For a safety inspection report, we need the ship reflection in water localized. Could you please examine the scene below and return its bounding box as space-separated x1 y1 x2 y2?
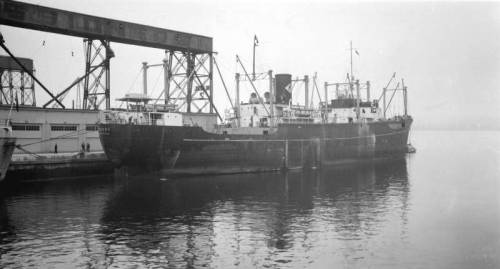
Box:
102 159 410 268
0 159 411 268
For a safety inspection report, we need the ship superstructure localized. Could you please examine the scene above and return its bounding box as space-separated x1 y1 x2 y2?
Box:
98 47 412 172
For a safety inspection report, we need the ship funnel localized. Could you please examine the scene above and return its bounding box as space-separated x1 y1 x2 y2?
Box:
275 74 292 104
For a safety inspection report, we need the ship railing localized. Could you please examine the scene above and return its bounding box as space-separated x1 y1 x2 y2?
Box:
0 118 13 127
275 117 318 125
102 117 164 126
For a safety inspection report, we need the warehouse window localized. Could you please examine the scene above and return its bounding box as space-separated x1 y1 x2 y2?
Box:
51 125 77 131
12 124 40 131
86 125 98 131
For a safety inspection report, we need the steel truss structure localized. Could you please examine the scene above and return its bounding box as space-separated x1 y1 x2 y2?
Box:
0 67 36 106
83 39 112 110
42 39 114 110
152 50 214 114
1 0 213 111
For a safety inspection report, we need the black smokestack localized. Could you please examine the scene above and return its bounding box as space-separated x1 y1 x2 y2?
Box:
275 74 292 104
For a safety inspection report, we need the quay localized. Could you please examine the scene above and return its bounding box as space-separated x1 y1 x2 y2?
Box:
6 151 112 181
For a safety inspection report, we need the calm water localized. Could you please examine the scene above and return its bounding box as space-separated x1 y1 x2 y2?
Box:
0 131 499 268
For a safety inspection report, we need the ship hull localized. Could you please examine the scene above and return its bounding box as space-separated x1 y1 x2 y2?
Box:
98 118 412 173
0 137 16 181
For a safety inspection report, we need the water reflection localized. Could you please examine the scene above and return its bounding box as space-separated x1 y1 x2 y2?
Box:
99 159 409 268
0 177 117 268
0 159 410 268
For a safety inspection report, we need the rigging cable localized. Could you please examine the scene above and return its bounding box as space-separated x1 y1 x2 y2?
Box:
148 67 163 100
118 67 143 109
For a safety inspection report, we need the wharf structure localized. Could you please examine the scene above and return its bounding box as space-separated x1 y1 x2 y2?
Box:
0 0 213 180
0 55 102 154
0 105 101 154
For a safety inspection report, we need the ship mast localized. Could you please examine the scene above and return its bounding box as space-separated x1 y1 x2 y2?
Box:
253 35 258 81
349 41 361 120
350 40 355 81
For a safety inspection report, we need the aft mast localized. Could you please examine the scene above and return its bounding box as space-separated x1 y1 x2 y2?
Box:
349 41 360 120
350 40 354 81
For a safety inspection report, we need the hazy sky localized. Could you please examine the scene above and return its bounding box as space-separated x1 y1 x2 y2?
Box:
1 0 499 129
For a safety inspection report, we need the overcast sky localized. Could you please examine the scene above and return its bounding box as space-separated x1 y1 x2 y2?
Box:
1 0 499 129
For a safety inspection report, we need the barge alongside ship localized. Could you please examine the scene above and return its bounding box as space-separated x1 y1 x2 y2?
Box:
99 62 413 173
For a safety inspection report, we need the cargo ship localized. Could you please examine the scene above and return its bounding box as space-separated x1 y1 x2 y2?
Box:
98 63 412 173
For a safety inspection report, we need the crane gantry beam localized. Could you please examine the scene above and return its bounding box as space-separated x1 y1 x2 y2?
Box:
0 0 212 53
0 0 214 111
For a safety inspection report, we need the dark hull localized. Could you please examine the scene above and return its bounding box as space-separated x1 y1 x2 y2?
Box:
98 118 412 173
0 137 16 181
